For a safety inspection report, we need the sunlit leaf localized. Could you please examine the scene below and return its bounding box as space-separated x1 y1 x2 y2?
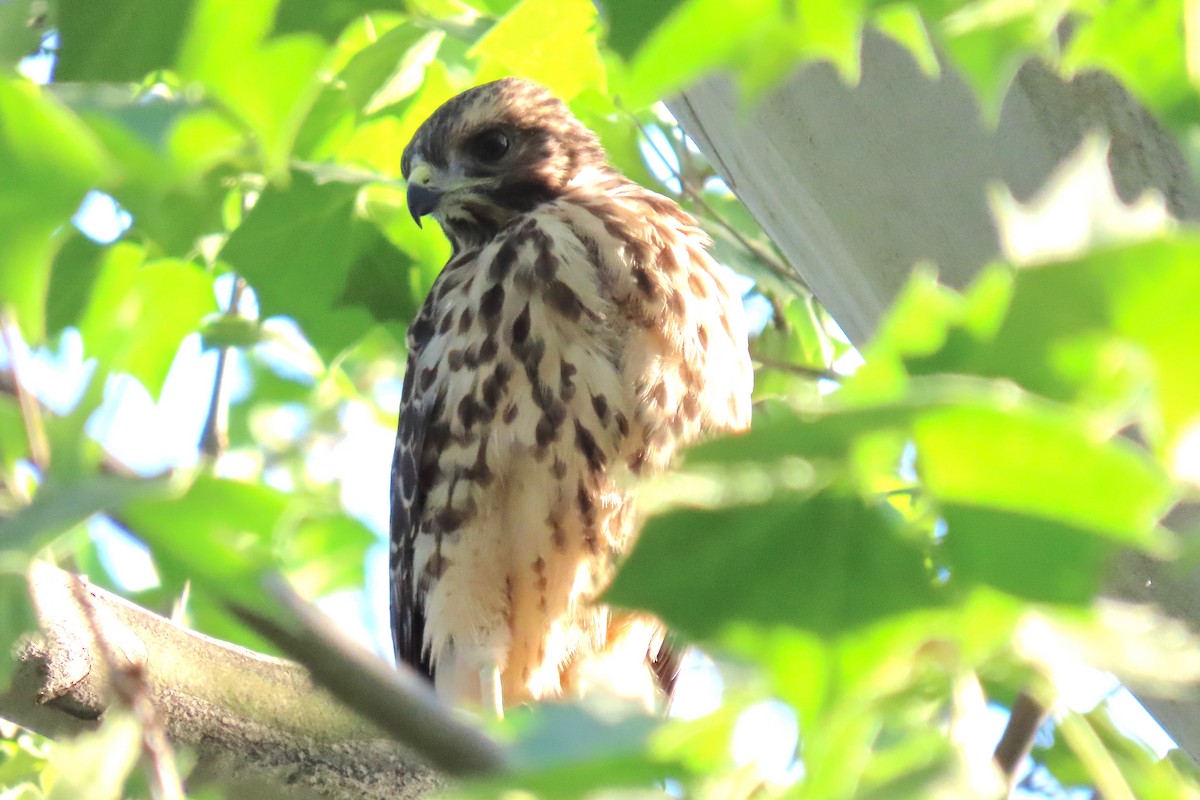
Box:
283 512 376 596
609 491 944 640
120 475 284 609
451 704 680 798
0 474 171 555
220 171 377 362
914 403 1169 543
53 0 193 81
272 0 394 41
177 1 329 176
899 238 1200 458
45 232 104 337
44 711 140 800
1065 0 1200 130
470 0 607 101
77 245 218 398
0 78 112 342
0 570 37 689
601 0 683 60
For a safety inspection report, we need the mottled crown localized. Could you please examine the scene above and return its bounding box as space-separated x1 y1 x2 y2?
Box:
401 78 613 205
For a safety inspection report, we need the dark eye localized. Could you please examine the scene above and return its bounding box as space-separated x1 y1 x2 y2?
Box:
466 128 510 162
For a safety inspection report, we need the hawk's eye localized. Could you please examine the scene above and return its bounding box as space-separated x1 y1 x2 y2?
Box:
466 128 510 163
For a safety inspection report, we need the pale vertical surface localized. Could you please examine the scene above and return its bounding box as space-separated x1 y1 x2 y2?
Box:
669 32 1200 761
669 32 1200 344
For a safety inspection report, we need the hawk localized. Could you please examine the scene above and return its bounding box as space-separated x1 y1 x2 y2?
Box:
390 78 752 713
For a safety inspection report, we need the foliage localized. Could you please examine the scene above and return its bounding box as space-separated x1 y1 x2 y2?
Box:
0 0 1198 798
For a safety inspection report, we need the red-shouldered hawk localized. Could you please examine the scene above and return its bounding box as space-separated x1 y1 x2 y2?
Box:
390 78 752 714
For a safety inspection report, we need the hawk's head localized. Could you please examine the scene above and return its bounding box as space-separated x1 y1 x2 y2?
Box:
401 78 612 249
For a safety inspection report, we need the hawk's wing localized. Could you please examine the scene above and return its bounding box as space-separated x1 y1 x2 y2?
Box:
390 341 437 680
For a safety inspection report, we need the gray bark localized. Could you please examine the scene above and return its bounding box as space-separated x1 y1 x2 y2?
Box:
670 31 1200 761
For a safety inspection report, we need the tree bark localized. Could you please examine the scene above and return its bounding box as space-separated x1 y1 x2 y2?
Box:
669 31 1200 763
0 562 444 800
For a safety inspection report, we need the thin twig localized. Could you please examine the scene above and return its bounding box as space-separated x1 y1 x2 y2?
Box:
627 114 811 294
751 354 842 382
0 311 49 470
69 576 185 800
199 277 245 458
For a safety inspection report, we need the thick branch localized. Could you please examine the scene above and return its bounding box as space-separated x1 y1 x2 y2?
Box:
0 563 444 800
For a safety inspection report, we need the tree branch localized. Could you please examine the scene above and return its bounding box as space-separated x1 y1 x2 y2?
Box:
993 691 1050 790
1 563 445 800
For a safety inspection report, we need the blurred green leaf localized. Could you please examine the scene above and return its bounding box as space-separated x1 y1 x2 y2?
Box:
272 0 393 40
941 506 1113 603
44 232 104 338
120 475 283 609
898 238 1200 458
601 0 682 60
177 2 328 176
0 571 37 689
614 0 777 109
0 474 170 555
220 171 380 362
44 710 140 800
53 0 193 81
452 705 679 799
609 491 943 640
78 245 218 398
339 221 423 329
470 0 606 100
1065 0 1200 130
0 78 112 342
283 512 375 596
0 398 28 473
914 403 1169 544
200 315 266 349
0 0 41 67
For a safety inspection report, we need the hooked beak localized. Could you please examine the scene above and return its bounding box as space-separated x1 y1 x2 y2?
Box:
406 162 441 228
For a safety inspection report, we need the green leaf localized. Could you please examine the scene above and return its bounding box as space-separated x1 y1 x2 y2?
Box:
119 475 285 608
608 491 944 640
0 474 171 555
452 705 678 799
295 21 442 158
45 232 104 337
272 0 395 40
615 0 777 109
0 569 38 689
601 0 683 60
752 294 831 402
0 0 41 67
53 0 193 81
936 2 1065 123
45 711 141 800
0 397 28 472
200 315 266 349
898 237 1200 458
77 244 218 398
1065 0 1200 130
913 403 1169 544
283 512 376 596
177 2 329 176
941 505 1113 603
220 171 379 362
0 78 112 342
339 220 423 328
470 0 607 101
